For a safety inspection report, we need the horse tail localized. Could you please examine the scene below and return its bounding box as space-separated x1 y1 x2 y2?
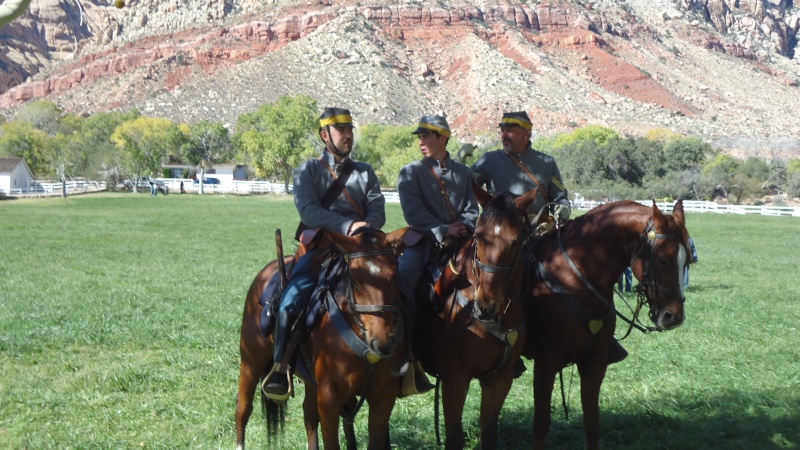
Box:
260 373 286 446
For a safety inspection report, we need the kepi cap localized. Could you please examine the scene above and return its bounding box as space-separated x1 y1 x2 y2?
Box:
319 107 355 128
499 111 533 130
411 115 451 138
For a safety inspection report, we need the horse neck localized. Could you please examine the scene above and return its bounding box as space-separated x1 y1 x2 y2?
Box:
556 206 650 294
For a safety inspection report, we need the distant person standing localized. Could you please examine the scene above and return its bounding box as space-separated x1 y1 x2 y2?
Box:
617 267 633 293
685 237 698 287
180 181 186 194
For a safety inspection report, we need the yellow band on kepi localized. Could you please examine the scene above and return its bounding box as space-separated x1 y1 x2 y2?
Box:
417 122 452 138
320 114 353 127
500 117 533 130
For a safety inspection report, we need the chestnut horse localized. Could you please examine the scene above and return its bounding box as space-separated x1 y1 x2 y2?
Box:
417 186 539 449
235 227 408 450
523 200 690 450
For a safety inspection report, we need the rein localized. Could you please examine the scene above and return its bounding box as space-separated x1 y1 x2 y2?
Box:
549 217 686 335
456 209 526 379
323 246 400 421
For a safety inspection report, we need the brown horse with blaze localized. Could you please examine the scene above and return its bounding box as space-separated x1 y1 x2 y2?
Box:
416 185 540 449
236 227 408 450
524 200 689 450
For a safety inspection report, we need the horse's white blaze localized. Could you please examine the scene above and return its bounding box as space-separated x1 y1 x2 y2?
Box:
494 224 502 235
365 260 381 275
677 244 688 295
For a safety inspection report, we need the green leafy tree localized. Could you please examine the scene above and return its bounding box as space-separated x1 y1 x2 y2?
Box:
82 110 142 189
356 124 419 187
0 120 51 176
727 173 764 204
554 139 607 187
551 125 619 150
787 159 800 197
16 100 62 136
663 136 712 172
179 120 232 194
630 136 667 179
235 95 318 191
111 116 175 193
603 136 646 185
700 154 739 200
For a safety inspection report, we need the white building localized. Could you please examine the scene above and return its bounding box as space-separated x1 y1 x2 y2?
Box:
206 164 248 183
0 157 33 194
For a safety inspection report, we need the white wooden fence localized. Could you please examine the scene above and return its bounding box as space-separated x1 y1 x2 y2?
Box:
3 180 107 197
574 199 800 217
5 179 797 218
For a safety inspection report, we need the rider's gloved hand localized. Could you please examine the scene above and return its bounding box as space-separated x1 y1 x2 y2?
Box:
554 204 571 222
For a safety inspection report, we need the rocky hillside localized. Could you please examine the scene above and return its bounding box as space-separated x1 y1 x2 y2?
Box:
1 0 798 157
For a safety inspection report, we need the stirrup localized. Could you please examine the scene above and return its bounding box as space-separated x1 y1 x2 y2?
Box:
262 364 293 402
400 362 434 397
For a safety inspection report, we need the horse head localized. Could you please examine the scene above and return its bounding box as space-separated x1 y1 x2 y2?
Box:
327 227 407 357
630 200 689 331
470 184 539 320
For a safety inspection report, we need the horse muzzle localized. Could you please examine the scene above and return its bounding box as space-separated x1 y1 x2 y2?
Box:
652 306 685 331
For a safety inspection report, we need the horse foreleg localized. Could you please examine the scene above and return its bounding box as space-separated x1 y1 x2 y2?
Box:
318 382 344 450
441 375 470 450
577 359 608 450
478 370 514 449
303 384 320 450
236 340 272 450
343 397 358 450
532 360 557 450
366 386 398 450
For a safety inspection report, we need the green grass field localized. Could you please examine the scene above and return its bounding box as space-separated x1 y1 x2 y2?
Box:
1 193 798 449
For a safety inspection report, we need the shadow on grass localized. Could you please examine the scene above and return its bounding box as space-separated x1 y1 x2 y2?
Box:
388 389 799 449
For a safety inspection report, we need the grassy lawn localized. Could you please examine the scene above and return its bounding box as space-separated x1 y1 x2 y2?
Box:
0 193 798 449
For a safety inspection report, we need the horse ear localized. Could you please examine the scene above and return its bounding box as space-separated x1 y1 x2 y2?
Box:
651 200 666 224
472 179 492 209
385 226 409 251
326 230 358 255
514 186 540 214
671 199 685 227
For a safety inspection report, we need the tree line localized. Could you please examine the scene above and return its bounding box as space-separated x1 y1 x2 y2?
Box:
2 96 799 203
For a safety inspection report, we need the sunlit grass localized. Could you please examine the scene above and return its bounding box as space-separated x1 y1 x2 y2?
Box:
0 195 797 449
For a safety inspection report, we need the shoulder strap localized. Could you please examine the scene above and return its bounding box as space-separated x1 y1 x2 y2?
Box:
295 157 359 240
424 160 457 222
318 158 364 218
505 151 541 186
505 151 550 204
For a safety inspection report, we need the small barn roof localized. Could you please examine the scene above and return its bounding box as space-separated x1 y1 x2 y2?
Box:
0 157 24 174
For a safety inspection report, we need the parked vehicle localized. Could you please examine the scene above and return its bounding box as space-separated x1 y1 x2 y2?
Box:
193 177 221 185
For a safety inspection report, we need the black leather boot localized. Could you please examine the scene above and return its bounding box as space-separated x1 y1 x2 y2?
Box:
513 358 527 379
608 339 629 365
263 311 292 396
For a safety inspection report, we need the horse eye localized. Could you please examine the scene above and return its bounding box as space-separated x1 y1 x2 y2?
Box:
657 257 668 266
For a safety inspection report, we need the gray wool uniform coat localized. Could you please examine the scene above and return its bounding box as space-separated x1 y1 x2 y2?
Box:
472 143 570 214
397 154 479 245
293 150 386 235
